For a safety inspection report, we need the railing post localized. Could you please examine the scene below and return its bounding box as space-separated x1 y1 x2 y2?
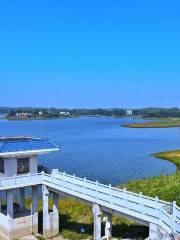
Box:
109 184 113 207
139 192 144 214
72 174 75 192
28 172 31 182
83 177 86 195
172 201 177 232
155 196 160 219
41 171 44 183
13 174 16 185
96 181 98 203
62 172 65 187
123 188 128 209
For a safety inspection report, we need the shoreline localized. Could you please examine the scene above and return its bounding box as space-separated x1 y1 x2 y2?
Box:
152 150 180 171
122 149 180 206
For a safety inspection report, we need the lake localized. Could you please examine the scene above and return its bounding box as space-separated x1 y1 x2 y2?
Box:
0 117 179 185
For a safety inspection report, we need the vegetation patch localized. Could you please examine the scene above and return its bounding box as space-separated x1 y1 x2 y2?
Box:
122 149 180 205
122 118 180 128
152 150 180 170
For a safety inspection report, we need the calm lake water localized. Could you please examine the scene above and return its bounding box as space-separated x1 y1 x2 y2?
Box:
0 117 179 185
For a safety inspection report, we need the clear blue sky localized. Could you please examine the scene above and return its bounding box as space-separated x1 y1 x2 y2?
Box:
0 0 180 108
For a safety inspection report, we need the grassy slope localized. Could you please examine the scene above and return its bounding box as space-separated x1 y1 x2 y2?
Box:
123 150 180 205
122 118 180 128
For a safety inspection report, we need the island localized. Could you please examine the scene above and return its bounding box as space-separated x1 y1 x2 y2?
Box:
122 118 180 128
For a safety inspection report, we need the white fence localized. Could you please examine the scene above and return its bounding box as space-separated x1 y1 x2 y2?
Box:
0 170 180 236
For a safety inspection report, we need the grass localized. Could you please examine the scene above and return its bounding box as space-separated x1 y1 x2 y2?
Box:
122 149 180 205
122 118 180 128
152 150 180 170
25 198 148 240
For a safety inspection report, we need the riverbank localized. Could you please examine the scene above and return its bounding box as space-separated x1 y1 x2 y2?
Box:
122 118 180 128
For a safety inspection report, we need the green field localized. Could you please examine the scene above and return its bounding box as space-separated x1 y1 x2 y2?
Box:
122 118 180 128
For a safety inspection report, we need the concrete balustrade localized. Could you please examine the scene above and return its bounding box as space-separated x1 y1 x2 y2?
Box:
0 170 180 239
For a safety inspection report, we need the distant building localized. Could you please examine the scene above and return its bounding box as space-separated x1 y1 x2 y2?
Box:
39 111 43 115
15 112 32 118
59 111 70 116
126 109 133 116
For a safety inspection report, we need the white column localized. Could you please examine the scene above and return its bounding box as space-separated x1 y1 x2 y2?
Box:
42 185 50 237
93 203 102 240
4 158 17 177
32 186 38 234
18 188 25 208
7 190 14 219
52 192 59 235
149 223 160 240
29 157 38 174
104 212 112 239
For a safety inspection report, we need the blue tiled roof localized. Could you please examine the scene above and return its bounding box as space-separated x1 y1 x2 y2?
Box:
0 137 59 155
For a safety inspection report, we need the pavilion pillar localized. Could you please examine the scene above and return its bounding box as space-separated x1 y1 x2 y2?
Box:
18 188 25 208
149 223 161 240
7 190 14 219
104 212 112 239
42 185 51 238
32 186 38 234
52 192 59 236
93 203 102 240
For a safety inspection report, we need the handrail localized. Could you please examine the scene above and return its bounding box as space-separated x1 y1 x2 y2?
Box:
0 170 179 236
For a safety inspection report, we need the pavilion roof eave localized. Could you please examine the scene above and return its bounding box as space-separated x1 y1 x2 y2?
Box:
0 148 59 158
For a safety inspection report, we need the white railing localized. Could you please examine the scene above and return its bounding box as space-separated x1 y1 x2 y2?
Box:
0 170 180 236
0 172 42 190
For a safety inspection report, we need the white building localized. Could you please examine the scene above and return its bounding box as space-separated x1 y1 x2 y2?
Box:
15 112 32 117
0 137 59 239
126 109 133 116
59 111 70 116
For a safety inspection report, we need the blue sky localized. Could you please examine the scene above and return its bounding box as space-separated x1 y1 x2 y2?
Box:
0 0 180 108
